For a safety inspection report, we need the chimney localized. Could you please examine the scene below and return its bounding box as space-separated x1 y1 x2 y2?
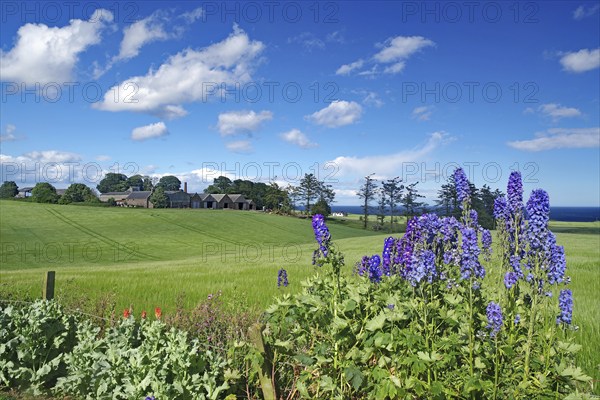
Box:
184 182 188 193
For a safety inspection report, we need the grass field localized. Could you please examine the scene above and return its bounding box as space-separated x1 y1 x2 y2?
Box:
1 200 599 387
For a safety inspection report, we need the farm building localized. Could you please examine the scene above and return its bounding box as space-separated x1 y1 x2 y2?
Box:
16 187 34 198
165 191 191 208
125 191 153 208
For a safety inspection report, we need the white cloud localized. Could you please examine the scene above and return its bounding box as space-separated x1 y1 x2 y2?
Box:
573 4 600 19
508 127 600 151
374 36 435 63
288 32 325 51
326 31 345 44
280 129 318 148
116 12 169 61
412 106 433 121
307 100 363 128
94 26 265 118
95 155 111 161
131 122 168 141
559 48 600 73
226 140 253 154
538 103 582 120
0 124 17 142
362 92 384 107
0 9 113 84
327 131 450 177
335 59 364 75
180 7 205 23
217 110 273 136
24 150 82 163
335 35 434 76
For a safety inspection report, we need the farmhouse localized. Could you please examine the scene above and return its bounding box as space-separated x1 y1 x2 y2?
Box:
16 187 34 198
98 185 256 210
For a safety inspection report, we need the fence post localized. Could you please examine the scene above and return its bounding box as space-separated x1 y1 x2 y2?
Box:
43 271 55 300
248 323 276 400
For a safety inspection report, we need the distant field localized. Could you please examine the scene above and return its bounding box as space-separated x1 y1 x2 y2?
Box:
1 201 598 384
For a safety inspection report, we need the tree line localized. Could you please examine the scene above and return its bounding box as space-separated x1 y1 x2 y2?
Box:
357 174 503 230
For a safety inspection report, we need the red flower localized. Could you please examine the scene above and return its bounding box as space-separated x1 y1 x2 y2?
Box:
154 307 162 319
141 311 147 319
123 309 130 318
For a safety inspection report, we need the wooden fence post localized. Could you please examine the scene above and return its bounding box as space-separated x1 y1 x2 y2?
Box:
248 323 276 400
43 271 55 300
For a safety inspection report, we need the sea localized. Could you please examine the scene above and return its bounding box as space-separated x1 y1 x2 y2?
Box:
328 206 600 222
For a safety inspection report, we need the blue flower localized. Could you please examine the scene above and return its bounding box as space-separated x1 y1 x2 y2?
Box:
387 304 395 310
546 233 566 285
277 269 288 287
356 255 369 276
382 237 395 276
493 196 509 220
312 214 331 257
507 171 523 213
526 189 550 251
557 289 573 325
486 302 503 337
481 228 492 258
514 314 521 325
145 396 156 400
460 227 484 280
453 168 470 208
504 271 518 289
368 255 382 283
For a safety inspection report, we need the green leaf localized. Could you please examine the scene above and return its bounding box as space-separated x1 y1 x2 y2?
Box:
365 312 387 332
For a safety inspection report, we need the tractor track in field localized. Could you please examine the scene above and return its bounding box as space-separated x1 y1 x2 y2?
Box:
46 208 159 261
235 212 313 240
150 213 246 246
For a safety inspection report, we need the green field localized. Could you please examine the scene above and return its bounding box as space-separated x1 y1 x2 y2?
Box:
1 200 599 385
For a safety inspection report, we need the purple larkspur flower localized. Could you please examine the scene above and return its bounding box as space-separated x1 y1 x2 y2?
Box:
514 314 521 325
312 214 331 259
507 171 523 213
546 233 566 285
382 237 395 276
526 189 550 251
481 228 492 258
277 269 288 287
510 254 524 278
460 227 484 280
557 289 573 325
493 196 509 220
504 271 518 289
368 255 382 283
486 302 503 337
387 304 395 310
356 255 370 276
454 168 470 208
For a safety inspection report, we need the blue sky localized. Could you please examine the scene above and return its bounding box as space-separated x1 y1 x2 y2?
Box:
1 1 599 206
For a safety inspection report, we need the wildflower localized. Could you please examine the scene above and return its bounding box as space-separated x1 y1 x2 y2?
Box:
312 214 331 257
145 396 156 400
481 228 492 259
493 196 509 220
514 314 521 325
460 227 484 280
123 309 130 318
277 268 288 287
382 237 395 276
356 255 370 276
557 289 573 325
155 307 162 320
368 255 382 284
407 249 436 286
547 233 566 285
141 311 147 319
387 304 395 310
486 302 503 337
526 189 550 251
504 271 518 289
510 254 524 277
453 168 470 208
507 171 523 213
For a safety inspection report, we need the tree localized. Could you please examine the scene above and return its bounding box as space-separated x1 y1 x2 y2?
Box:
31 182 58 203
0 181 18 198
382 177 404 232
402 182 425 217
264 182 290 210
96 173 128 194
357 174 377 229
376 188 387 227
296 173 321 214
205 176 233 193
150 187 168 208
156 175 181 191
59 183 98 204
141 176 153 191
312 198 331 217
